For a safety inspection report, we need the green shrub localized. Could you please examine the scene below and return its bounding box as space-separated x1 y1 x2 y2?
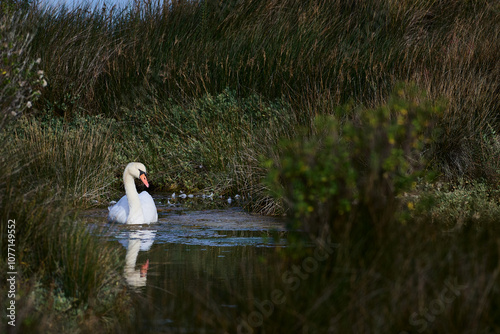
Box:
267 84 443 239
414 179 500 228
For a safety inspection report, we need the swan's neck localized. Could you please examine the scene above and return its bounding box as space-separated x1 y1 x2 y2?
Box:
125 239 141 271
124 239 145 286
124 173 144 223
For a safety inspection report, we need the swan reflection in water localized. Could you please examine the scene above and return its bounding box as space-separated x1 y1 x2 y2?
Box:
118 229 156 288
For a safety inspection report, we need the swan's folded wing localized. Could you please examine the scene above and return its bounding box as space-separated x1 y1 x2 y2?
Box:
139 191 158 223
108 195 129 224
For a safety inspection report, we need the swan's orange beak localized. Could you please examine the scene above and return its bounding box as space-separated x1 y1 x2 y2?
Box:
140 259 149 277
139 173 150 188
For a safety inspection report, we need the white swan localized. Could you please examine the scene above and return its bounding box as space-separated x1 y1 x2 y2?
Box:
108 162 158 224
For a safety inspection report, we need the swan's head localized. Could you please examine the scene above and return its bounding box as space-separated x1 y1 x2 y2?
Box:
124 162 150 188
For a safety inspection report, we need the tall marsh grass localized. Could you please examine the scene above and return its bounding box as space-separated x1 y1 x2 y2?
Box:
1 14 129 327
25 0 499 182
11 117 116 204
0 118 132 331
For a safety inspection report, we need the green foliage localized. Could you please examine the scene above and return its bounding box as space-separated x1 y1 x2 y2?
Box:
414 179 500 227
21 0 498 180
267 84 443 237
114 89 294 201
0 6 47 127
0 0 34 14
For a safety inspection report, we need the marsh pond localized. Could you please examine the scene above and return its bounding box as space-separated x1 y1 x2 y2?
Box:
83 194 288 332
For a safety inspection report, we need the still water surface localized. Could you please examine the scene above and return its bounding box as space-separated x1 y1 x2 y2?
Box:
84 196 287 332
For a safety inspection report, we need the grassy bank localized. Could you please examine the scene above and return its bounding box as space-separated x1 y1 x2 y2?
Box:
14 0 496 209
1 4 131 330
1 0 499 332
0 120 134 332
13 0 495 184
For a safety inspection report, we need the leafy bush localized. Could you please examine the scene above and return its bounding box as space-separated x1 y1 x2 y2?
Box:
267 84 443 239
414 179 500 228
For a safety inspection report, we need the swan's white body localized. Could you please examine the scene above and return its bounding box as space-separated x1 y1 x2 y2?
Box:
108 162 158 224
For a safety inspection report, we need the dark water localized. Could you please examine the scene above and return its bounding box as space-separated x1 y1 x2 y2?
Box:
83 197 287 332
